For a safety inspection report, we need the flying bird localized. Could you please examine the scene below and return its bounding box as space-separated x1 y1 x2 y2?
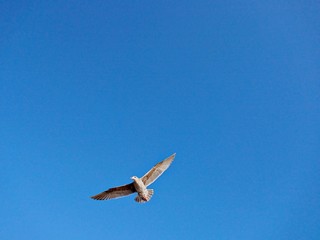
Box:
91 153 175 203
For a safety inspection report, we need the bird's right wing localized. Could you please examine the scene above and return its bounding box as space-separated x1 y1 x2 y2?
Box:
141 153 175 187
91 183 136 200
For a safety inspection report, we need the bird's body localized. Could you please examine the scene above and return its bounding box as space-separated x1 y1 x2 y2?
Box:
131 176 153 202
91 153 175 203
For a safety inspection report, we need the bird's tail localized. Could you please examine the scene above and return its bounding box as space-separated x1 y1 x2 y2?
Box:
134 189 154 203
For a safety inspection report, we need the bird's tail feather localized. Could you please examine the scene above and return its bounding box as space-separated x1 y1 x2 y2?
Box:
134 189 154 203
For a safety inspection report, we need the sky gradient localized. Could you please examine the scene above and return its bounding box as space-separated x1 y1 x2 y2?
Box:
1 1 319 239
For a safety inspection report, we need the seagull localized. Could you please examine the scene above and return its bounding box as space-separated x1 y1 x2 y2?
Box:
90 153 175 203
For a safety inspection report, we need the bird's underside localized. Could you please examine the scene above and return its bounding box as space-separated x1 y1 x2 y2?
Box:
91 153 175 203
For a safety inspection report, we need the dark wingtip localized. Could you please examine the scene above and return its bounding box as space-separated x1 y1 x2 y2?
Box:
90 195 100 200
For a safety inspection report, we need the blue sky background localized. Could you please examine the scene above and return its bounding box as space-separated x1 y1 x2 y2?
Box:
1 1 319 239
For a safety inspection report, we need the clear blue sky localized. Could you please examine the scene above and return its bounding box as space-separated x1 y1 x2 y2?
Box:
1 1 319 239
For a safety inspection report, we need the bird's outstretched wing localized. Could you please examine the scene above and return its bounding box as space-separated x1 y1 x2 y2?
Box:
91 183 136 200
142 153 175 187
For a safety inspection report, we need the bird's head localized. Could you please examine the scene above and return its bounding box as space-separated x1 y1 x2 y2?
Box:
131 176 138 181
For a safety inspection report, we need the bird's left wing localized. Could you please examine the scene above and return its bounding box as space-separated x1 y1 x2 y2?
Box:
141 153 175 187
91 183 136 200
